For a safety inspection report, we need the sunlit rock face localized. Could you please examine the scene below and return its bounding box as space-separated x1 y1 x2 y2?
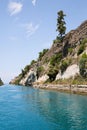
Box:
36 74 49 83
56 64 79 80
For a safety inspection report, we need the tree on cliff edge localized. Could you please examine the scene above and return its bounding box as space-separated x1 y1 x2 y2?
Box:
56 10 66 42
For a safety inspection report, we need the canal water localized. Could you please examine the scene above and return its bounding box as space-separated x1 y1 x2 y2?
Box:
0 85 87 130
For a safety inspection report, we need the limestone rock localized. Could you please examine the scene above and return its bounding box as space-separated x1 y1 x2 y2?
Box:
19 69 37 86
36 74 49 83
56 64 79 80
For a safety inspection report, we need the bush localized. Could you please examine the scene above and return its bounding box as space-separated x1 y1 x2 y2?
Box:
30 60 36 65
21 69 26 77
81 53 87 59
72 75 87 85
77 44 85 55
79 53 87 78
24 65 30 74
37 66 44 78
53 37 61 44
68 47 73 54
13 74 23 85
81 38 87 44
60 60 69 74
77 38 87 55
38 49 49 61
20 65 30 79
47 66 58 82
50 52 62 66
44 57 49 63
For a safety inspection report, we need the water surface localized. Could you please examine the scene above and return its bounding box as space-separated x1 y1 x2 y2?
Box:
0 85 87 130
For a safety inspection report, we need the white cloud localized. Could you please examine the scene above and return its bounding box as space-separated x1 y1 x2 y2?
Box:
23 22 39 37
32 0 37 6
8 2 23 16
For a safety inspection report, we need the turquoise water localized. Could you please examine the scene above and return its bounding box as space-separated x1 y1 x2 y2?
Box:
0 85 87 130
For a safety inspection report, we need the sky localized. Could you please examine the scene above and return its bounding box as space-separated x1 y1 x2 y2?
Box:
0 0 87 83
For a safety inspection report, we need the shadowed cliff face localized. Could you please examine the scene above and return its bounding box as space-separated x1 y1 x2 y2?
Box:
19 69 37 86
10 20 87 85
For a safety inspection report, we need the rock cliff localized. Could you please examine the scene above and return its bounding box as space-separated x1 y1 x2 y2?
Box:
0 78 4 86
10 20 87 85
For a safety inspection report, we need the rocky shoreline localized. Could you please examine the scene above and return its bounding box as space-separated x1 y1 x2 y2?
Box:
33 84 87 95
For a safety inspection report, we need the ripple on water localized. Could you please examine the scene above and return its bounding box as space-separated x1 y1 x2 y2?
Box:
0 85 87 130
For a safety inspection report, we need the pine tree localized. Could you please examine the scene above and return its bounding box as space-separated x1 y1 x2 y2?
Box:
56 10 66 42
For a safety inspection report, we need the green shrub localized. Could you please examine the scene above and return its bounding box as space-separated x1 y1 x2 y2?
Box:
47 66 58 82
77 44 85 55
81 38 87 44
81 53 87 58
14 74 23 85
30 60 36 65
50 52 62 66
21 69 26 77
14 79 20 85
37 66 44 78
24 65 30 74
77 38 87 55
54 75 87 85
79 53 87 78
53 37 61 44
72 75 87 85
38 49 49 61
68 47 73 54
60 60 69 74
20 65 30 79
44 57 49 63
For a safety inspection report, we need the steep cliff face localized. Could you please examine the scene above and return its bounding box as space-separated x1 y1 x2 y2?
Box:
10 20 87 85
64 20 87 45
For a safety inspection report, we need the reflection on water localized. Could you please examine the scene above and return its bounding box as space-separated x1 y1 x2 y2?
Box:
19 86 87 130
0 85 87 130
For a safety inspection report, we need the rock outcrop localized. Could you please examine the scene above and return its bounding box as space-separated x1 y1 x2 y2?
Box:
56 64 79 80
0 78 4 86
36 74 49 84
64 20 87 45
19 69 37 86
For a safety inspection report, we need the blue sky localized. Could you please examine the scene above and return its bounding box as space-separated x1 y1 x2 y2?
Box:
0 0 87 83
